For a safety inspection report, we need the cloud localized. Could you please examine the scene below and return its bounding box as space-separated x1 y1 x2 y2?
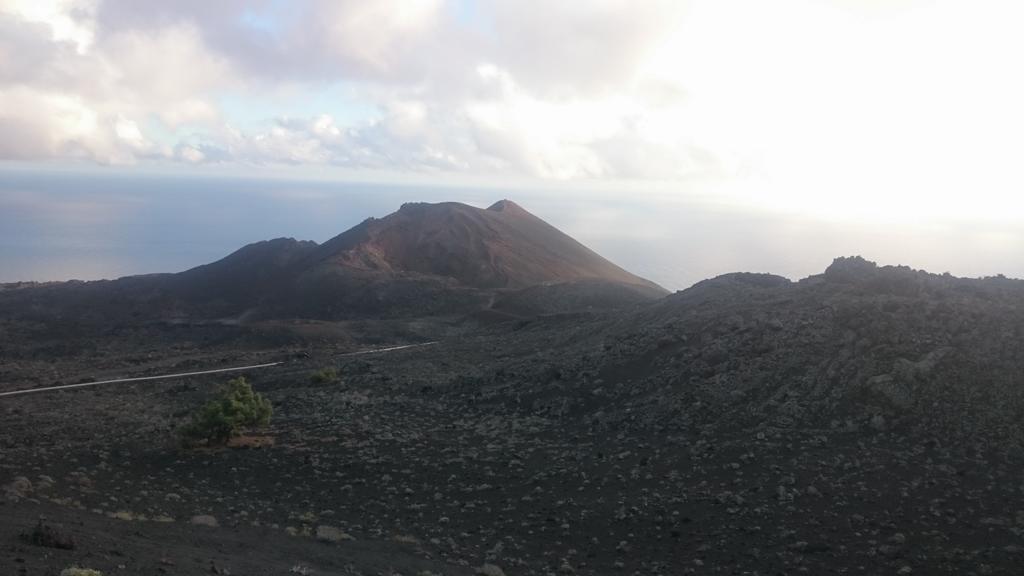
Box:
482 0 684 97
0 0 97 53
0 0 712 179
0 87 138 163
0 2 235 164
0 13 62 83
98 24 231 127
93 0 453 83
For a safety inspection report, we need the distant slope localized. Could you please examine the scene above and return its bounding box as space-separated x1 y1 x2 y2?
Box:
549 256 1024 444
168 238 319 315
490 279 666 318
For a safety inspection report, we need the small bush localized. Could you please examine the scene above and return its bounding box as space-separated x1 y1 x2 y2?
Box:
310 367 339 384
179 377 272 447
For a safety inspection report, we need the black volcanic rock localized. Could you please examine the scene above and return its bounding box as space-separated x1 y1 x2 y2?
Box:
823 255 879 282
491 278 664 317
577 258 1024 445
678 272 792 303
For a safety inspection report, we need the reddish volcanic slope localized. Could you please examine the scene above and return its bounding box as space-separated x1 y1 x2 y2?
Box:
310 200 667 293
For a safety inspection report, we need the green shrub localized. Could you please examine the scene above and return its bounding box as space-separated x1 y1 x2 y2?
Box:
310 367 339 384
179 377 272 447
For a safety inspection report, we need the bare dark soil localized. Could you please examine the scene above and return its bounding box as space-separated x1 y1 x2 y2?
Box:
1 499 473 576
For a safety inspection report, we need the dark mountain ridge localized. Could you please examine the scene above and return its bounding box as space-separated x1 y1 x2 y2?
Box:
561 255 1024 444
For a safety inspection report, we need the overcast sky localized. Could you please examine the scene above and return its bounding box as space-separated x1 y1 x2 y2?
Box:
2 0 1023 228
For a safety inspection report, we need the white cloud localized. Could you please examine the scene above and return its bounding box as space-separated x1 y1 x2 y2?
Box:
0 0 97 53
98 24 231 127
0 87 135 163
0 3 233 164
178 145 205 164
0 0 712 178
483 0 684 97
317 0 444 76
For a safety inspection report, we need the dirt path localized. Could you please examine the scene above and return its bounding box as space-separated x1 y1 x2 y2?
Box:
0 362 284 398
0 341 439 398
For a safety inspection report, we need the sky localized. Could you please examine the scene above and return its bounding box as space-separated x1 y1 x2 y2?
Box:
1 0 1023 285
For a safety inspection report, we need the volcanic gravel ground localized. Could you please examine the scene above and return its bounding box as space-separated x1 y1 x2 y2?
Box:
3 317 1024 575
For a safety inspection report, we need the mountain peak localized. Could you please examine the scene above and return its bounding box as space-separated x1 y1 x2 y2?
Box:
487 199 528 215
312 200 666 293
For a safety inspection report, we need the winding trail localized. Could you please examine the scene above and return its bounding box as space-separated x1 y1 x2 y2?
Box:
0 362 284 398
337 341 437 356
0 341 439 398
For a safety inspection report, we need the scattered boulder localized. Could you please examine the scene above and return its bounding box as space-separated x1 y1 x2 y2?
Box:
3 476 33 501
476 565 507 576
36 475 55 492
189 514 219 528
315 525 354 543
